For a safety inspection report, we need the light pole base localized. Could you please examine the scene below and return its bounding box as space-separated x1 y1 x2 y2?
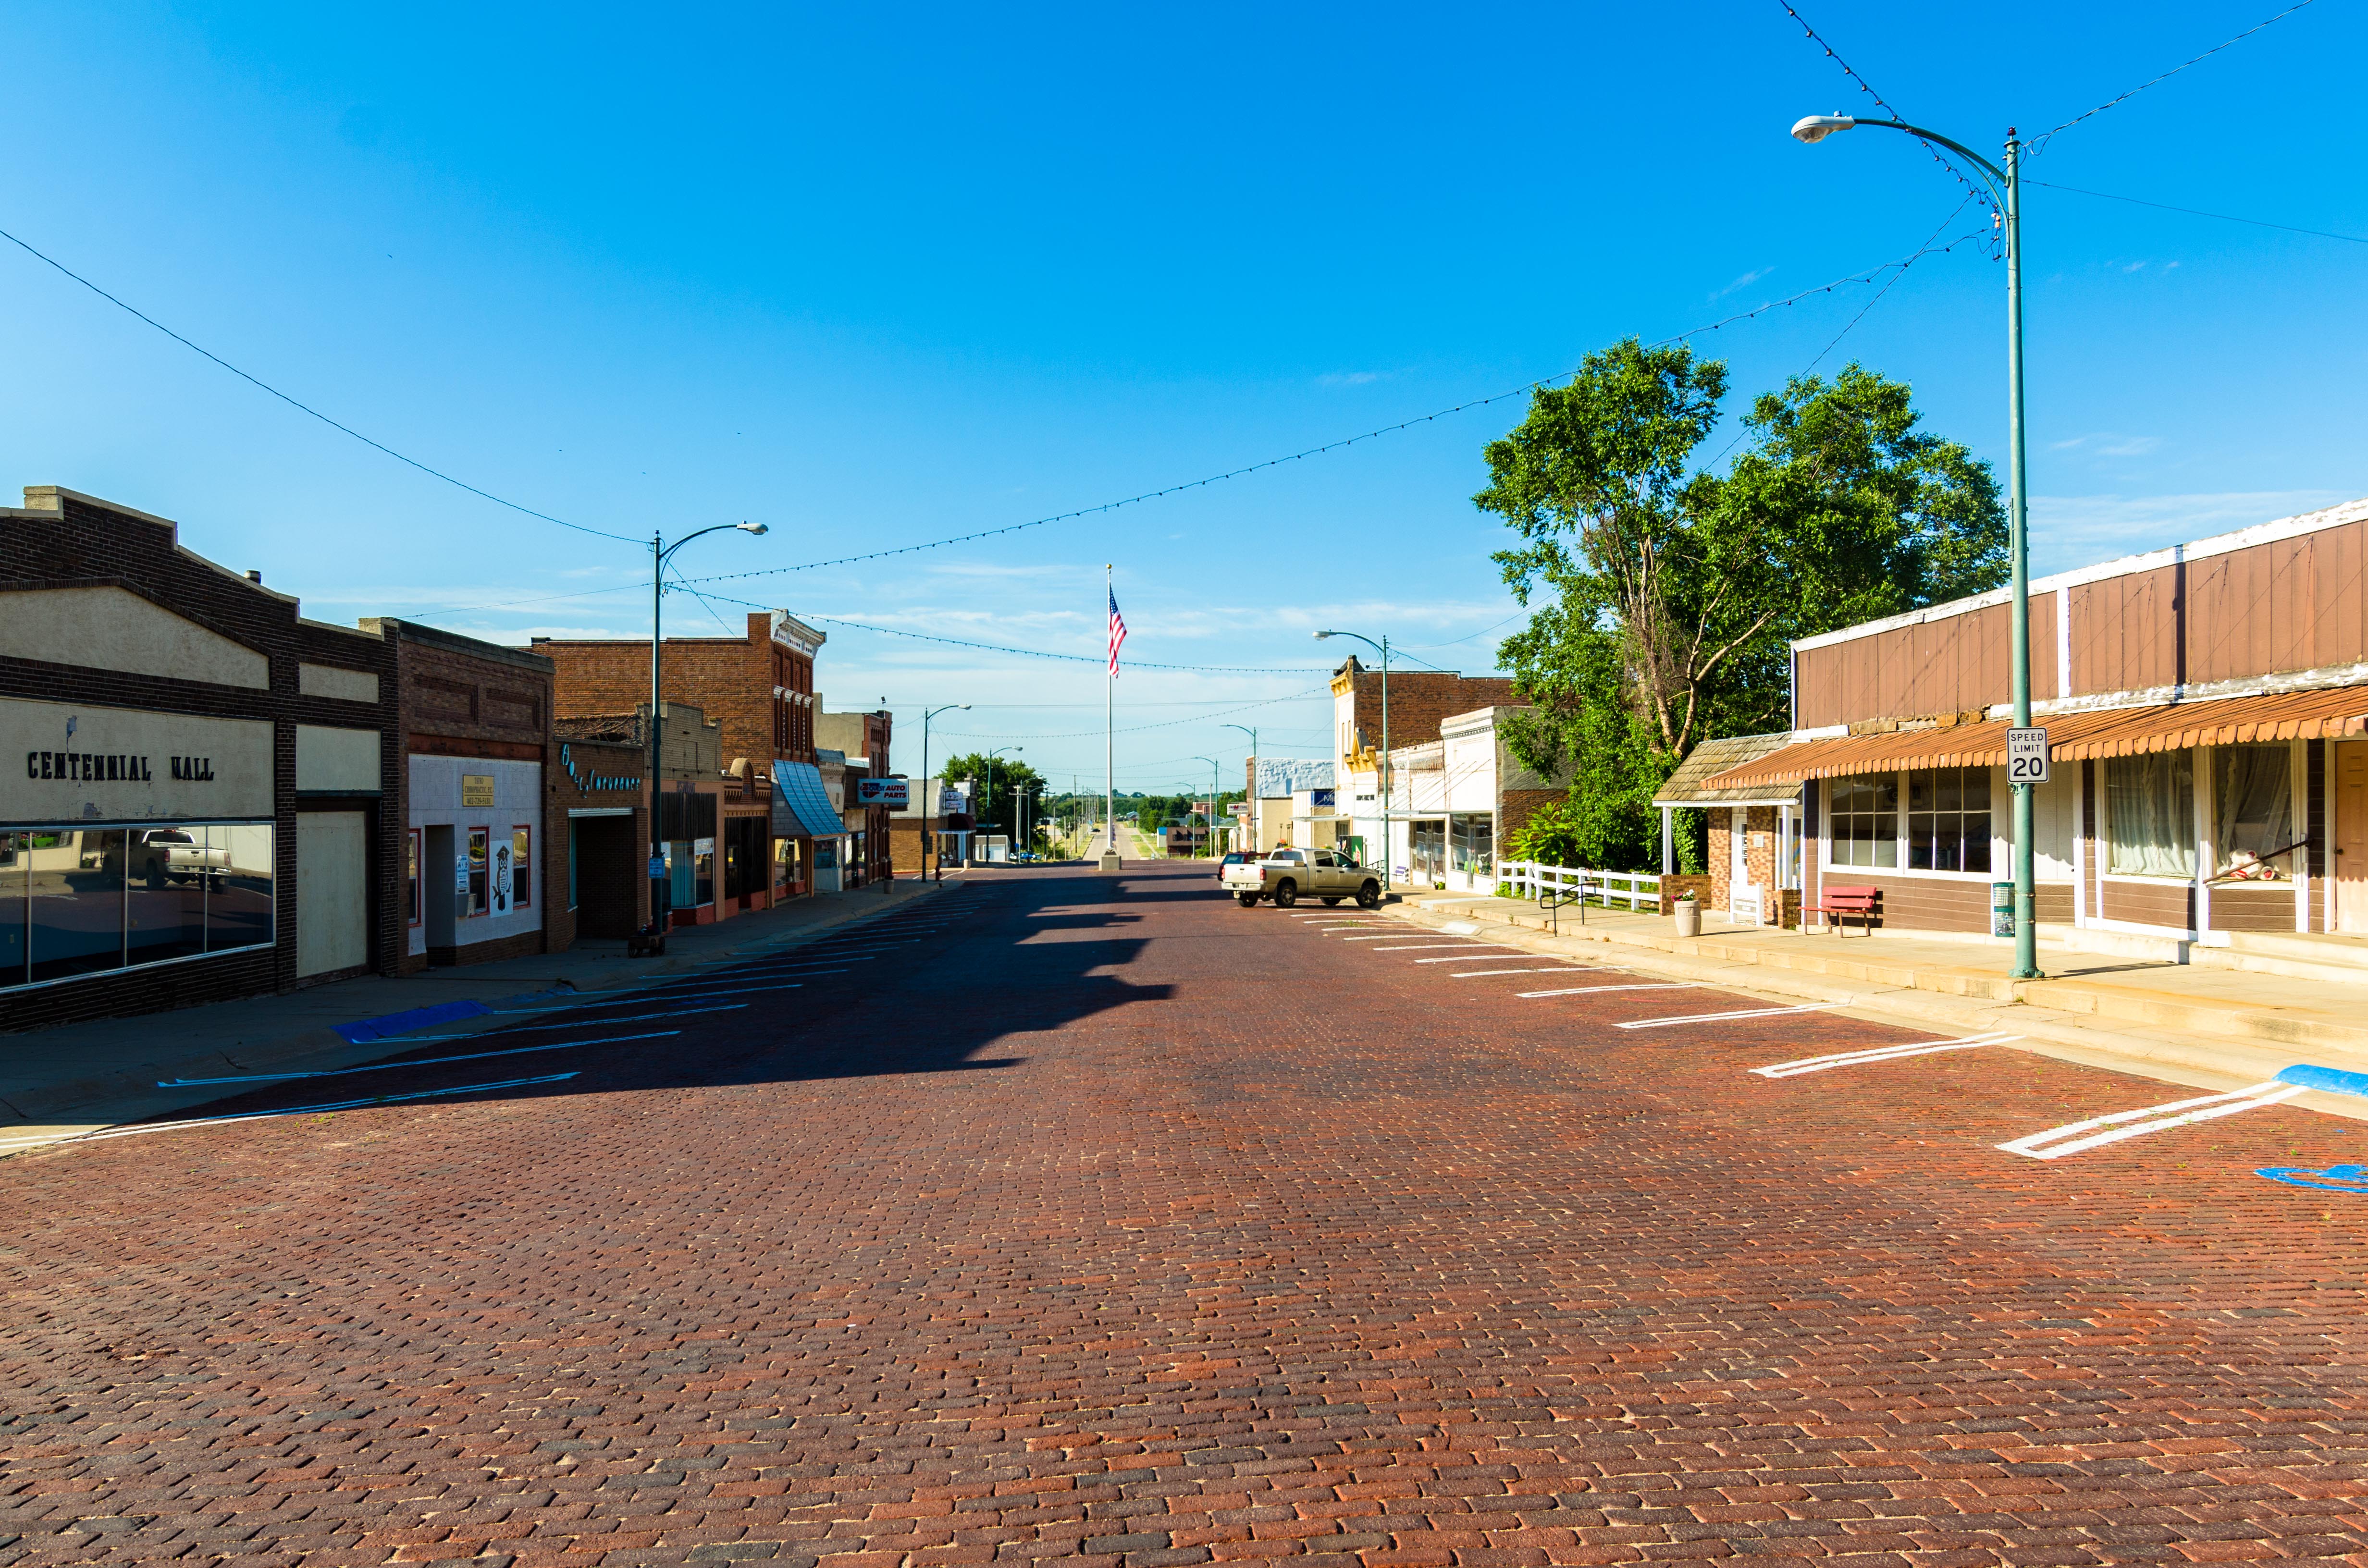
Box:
2011 966 2045 981
1098 851 1123 872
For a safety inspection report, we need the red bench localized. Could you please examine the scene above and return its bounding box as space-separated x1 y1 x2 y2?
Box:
1811 884 1881 936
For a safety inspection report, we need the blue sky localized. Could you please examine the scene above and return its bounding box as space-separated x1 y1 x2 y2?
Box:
3 2 2362 790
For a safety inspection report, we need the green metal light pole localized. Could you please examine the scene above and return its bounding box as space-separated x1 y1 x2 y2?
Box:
647 522 766 932
919 703 969 879
1221 723 1256 855
1790 113 2040 981
1314 630 1389 891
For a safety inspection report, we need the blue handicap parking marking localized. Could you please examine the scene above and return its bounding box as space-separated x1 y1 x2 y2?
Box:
2257 1164 2368 1192
2273 1064 2368 1099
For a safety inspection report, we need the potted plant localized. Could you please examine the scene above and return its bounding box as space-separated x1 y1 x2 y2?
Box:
1673 889 1702 938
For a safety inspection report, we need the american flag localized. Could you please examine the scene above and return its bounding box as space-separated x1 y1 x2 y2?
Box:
1107 588 1127 676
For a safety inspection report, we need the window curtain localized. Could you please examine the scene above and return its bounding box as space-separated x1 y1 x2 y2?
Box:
2106 751 2195 879
2212 744 2295 879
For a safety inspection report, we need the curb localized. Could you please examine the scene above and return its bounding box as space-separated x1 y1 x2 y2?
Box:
1379 896 2368 1127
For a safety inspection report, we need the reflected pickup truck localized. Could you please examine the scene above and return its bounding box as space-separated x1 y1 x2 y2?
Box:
1221 846 1381 909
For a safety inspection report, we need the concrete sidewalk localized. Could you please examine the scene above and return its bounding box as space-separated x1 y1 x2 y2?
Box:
1384 887 2368 1124
0 874 960 1151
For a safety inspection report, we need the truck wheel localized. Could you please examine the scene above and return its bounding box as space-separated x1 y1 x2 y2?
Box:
1357 880 1381 909
1235 892 1259 908
1272 880 1298 908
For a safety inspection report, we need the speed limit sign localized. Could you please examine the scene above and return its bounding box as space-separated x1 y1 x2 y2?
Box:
2006 727 2050 784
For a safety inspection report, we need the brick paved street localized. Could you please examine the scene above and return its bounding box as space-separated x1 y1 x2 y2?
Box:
5 862 2367 1567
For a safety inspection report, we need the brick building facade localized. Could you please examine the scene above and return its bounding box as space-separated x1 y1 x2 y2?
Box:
1 487 401 1032
1330 657 1518 774
552 719 650 940
817 704 896 885
536 612 827 903
360 619 562 971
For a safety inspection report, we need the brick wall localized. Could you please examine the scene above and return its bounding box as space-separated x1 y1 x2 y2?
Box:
1 488 401 1031
538 613 816 777
552 733 648 940
1497 788 1565 856
1335 661 1517 766
366 619 560 972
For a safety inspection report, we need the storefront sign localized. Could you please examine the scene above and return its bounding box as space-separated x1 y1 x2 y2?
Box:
2005 727 2050 784
648 855 666 879
461 773 496 808
559 743 641 794
1 697 271 822
856 777 910 808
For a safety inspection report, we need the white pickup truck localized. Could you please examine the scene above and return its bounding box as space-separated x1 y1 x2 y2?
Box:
1221 846 1382 909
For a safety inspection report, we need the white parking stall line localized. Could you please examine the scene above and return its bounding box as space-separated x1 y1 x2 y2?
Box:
1752 1032 2021 1079
1451 968 1608 978
482 1002 754 1026
1366 943 1520 953
1616 1003 1844 1029
157 1031 682 1088
1338 933 1438 941
1414 954 1601 966
1516 982 1701 999
1998 1081 2309 1160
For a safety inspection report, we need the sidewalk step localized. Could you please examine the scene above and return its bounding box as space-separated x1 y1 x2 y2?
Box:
2189 929 2368 987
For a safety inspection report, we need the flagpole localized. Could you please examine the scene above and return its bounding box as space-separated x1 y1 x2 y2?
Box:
1104 563 1115 861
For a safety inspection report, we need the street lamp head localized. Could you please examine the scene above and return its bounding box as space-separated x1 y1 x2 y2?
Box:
736 521 768 535
1790 114 1856 144
1313 630 1334 640
959 704 972 710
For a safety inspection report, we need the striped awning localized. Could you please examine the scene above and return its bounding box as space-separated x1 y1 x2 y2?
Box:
771 760 845 839
1704 683 2368 791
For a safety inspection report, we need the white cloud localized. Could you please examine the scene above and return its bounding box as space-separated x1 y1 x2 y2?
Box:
1315 370 1385 387
2029 490 2353 574
2049 433 2163 459
1709 266 1773 301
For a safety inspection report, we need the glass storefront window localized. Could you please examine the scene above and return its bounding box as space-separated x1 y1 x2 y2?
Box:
1828 774 1899 869
0 823 277 991
1409 819 1445 881
2212 744 2294 879
467 827 490 916
1905 766 1992 873
407 829 422 927
1451 815 1493 877
2107 752 2196 879
511 826 532 908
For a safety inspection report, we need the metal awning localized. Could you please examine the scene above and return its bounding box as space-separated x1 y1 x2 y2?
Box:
1706 683 2368 791
771 759 845 839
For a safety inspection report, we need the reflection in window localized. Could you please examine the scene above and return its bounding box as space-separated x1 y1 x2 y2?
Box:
2212 744 2295 880
1906 767 1992 874
2107 752 2195 879
1828 774 1899 869
1451 815 1493 877
513 827 532 908
0 823 274 990
467 827 490 916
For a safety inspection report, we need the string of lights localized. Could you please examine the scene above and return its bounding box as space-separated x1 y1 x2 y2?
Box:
680 582 1325 673
0 223 642 546
930 684 1331 742
2028 0 2319 156
1773 1 1998 214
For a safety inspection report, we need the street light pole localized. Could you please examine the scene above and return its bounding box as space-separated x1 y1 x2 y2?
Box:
646 522 767 940
1314 631 1389 892
919 703 969 880
1221 723 1256 856
987 746 1022 865
1789 113 2039 980
1192 757 1220 858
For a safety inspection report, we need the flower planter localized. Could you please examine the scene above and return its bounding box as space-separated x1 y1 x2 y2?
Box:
1674 900 1702 938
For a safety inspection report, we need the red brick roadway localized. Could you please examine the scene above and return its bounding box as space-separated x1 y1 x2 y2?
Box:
4 862 2365 1568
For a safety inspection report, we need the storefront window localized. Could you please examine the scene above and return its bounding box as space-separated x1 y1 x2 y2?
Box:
2107 751 2195 879
692 837 715 906
0 823 274 991
1410 819 1445 881
511 827 532 908
467 827 490 915
1828 774 1899 868
1451 815 1493 877
407 829 422 927
2212 745 2295 880
1906 767 1991 873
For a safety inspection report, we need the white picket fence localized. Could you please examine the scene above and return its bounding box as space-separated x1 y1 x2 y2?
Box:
1497 859 1661 913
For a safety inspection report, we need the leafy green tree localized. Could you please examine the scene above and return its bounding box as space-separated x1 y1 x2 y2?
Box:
938 752 1044 842
1479 342 2005 871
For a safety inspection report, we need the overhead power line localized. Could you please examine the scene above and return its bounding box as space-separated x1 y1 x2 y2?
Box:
678 239 1994 590
2029 0 2320 156
0 223 640 545
932 685 1332 742
1773 1 1998 212
2028 179 2368 245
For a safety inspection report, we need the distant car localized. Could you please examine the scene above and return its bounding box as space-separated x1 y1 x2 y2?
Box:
1220 846 1381 910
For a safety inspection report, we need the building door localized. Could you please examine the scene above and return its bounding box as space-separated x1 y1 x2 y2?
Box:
2337 741 2368 934
297 810 368 977
424 823 457 952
